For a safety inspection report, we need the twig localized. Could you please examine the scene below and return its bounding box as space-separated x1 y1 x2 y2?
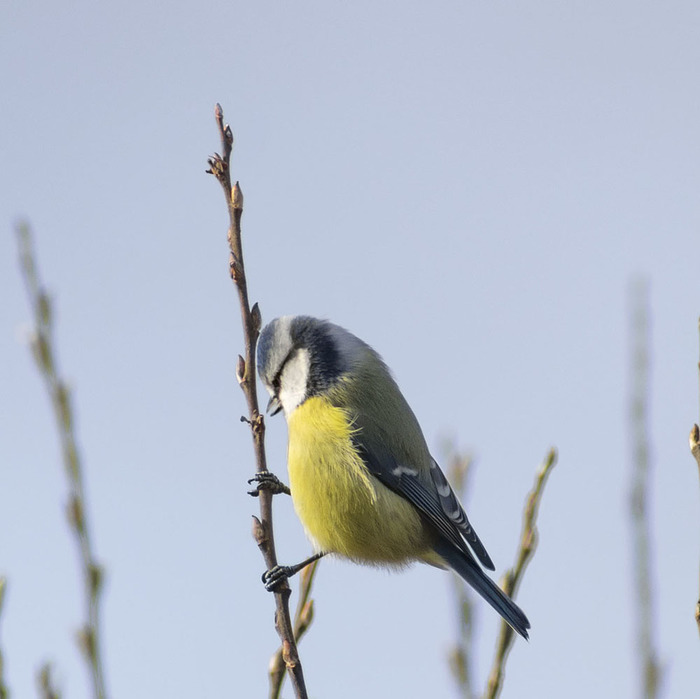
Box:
691 315 700 636
16 223 108 699
485 448 557 699
444 445 475 699
206 105 309 698
0 577 8 699
37 664 60 699
628 279 662 699
268 559 319 699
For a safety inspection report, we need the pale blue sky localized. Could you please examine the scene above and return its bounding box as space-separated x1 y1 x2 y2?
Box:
2 2 699 697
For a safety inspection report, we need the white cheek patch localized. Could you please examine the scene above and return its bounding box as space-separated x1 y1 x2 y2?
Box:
279 348 310 416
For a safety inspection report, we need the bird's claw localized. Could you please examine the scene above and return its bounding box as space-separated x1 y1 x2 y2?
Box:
262 564 292 592
247 471 291 497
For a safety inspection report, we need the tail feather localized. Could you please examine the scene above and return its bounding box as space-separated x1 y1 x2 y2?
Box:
433 538 530 640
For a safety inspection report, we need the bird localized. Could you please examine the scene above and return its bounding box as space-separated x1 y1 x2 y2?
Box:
255 315 530 639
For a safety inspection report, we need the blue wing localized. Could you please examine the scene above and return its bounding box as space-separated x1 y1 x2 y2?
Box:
350 417 495 571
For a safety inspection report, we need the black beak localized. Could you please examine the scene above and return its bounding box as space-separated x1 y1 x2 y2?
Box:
266 395 283 416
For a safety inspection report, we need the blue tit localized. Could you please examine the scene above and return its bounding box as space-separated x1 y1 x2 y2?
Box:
256 315 530 639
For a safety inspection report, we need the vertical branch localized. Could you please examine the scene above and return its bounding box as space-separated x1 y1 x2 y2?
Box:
268 559 319 699
628 279 662 699
16 223 108 699
206 105 309 698
0 577 8 699
444 445 475 699
690 315 700 636
485 448 557 699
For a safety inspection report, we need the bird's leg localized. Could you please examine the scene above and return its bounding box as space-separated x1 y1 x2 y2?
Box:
248 470 291 497
262 552 326 591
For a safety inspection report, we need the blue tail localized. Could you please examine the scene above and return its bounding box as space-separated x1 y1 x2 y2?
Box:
433 538 530 640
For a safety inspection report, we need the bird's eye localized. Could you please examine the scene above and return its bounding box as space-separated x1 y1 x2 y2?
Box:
272 373 281 393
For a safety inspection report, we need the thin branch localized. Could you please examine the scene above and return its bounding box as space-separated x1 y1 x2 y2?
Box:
268 559 319 699
444 444 475 699
206 105 309 698
0 577 8 699
485 448 557 699
628 279 662 699
16 223 108 699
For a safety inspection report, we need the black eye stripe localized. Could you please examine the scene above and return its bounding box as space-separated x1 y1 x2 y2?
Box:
272 347 299 391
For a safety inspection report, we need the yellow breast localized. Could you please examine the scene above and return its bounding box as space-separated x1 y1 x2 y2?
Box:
286 396 432 565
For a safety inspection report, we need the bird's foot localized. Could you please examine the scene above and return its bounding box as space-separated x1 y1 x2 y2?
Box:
247 471 291 497
262 565 294 592
261 552 325 592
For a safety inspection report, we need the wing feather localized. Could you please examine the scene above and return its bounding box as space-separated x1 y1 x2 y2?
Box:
350 417 494 570
428 459 494 570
